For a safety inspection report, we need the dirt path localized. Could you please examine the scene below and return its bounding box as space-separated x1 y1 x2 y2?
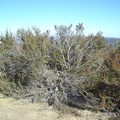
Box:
0 93 112 120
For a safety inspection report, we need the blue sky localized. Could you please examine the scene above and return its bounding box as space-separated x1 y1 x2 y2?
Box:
0 0 120 37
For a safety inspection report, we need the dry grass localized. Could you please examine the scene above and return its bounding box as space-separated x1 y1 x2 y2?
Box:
0 93 113 120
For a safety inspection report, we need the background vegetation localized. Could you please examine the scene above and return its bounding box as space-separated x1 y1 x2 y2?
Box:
0 23 120 113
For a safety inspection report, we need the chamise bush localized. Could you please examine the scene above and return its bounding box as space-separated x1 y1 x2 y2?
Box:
0 24 120 113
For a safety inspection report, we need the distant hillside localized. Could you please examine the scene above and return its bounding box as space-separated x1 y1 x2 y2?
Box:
105 37 120 45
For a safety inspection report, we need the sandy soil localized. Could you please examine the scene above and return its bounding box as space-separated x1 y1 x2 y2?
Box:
0 93 112 120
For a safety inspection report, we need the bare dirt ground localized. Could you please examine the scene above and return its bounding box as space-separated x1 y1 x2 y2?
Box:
0 93 113 120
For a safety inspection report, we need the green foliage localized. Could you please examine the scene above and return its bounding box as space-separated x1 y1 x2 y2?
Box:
0 24 116 88
53 24 106 78
0 30 14 51
1 28 51 86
